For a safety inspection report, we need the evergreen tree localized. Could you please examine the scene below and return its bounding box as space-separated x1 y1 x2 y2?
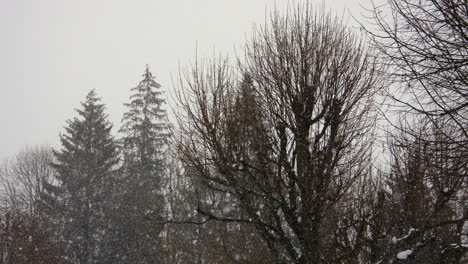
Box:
43 90 119 264
120 65 169 181
116 65 170 263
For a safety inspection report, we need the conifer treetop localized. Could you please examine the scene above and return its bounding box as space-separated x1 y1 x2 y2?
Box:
120 66 170 174
53 89 118 183
120 65 168 133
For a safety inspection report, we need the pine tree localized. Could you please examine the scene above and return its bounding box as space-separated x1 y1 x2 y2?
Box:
43 90 119 264
116 65 170 263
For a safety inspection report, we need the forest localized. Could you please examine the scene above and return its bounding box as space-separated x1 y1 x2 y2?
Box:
0 0 466 263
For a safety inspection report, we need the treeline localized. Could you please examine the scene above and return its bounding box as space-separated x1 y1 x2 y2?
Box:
0 1 466 263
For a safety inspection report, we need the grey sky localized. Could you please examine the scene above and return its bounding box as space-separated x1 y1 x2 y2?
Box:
0 0 373 159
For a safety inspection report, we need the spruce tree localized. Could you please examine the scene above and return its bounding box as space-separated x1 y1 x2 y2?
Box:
116 65 170 263
120 65 169 180
43 90 119 264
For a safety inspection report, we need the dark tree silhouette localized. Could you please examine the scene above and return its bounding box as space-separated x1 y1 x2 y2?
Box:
42 90 119 264
0 212 66 264
175 5 382 263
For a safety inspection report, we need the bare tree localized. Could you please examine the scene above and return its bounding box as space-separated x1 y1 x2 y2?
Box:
362 119 467 263
0 211 66 264
175 5 382 264
0 146 54 216
363 2 468 261
366 0 467 146
160 150 273 263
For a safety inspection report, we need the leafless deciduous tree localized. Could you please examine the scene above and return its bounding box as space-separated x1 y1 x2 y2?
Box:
363 2 468 261
364 119 467 263
175 5 382 263
0 146 54 216
0 212 66 264
366 0 467 146
160 154 274 263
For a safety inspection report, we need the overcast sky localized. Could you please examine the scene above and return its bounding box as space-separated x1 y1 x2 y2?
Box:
0 0 374 160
